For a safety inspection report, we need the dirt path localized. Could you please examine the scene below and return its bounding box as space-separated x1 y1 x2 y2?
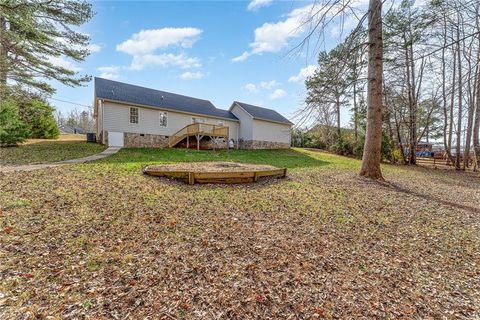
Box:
0 147 121 173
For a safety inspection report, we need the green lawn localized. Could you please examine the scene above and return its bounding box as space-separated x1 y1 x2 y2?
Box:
97 147 352 169
0 148 479 318
0 140 105 166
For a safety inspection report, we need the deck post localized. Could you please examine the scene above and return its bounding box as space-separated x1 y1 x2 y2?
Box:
187 135 189 149
188 172 195 185
196 134 200 150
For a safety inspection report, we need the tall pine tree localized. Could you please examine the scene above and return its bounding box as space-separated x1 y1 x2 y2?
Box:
0 0 94 96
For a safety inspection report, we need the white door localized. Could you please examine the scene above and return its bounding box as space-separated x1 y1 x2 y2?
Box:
108 131 124 147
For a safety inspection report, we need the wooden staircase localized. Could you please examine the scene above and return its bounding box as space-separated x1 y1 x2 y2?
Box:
168 123 229 150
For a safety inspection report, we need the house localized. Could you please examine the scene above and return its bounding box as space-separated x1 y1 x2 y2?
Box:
94 78 292 149
59 124 87 134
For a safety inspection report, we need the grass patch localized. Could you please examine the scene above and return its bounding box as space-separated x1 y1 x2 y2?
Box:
95 147 343 171
0 140 104 166
2 199 31 210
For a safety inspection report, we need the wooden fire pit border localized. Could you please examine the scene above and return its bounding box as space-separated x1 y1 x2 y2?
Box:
143 166 287 184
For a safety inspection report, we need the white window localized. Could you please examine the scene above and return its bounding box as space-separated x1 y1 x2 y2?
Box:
129 107 138 124
192 117 205 124
218 121 224 126
159 111 167 127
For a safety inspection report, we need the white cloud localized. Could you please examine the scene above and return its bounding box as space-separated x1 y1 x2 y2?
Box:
117 27 203 71
130 53 201 71
250 5 312 54
232 51 251 62
180 71 205 80
98 66 121 80
244 83 259 93
288 65 317 82
243 80 279 93
117 27 202 55
260 80 279 89
48 56 81 72
88 44 102 53
247 0 273 11
269 88 286 99
233 4 313 61
234 1 368 61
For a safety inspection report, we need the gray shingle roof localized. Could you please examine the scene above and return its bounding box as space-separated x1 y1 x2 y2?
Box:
95 78 238 121
232 101 293 125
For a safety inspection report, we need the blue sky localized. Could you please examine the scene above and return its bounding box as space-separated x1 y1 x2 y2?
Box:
49 0 363 126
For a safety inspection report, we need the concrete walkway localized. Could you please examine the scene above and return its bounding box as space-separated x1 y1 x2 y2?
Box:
0 147 121 173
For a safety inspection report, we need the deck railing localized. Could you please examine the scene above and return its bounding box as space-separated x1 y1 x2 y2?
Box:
168 123 229 148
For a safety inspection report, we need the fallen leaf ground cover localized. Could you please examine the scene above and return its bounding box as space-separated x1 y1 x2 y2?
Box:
0 148 479 319
0 140 105 166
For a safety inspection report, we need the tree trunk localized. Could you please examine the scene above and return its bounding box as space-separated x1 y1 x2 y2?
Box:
393 103 406 163
382 84 395 161
448 45 456 165
474 41 480 171
463 57 476 169
353 80 358 142
404 37 416 165
455 23 463 170
0 16 8 97
336 95 341 140
360 0 384 180
441 16 453 163
409 43 418 165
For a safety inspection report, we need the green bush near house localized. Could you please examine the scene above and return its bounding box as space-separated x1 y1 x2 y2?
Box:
0 97 60 147
0 100 30 147
19 99 60 139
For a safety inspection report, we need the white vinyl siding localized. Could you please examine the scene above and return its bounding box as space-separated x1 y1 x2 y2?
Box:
230 104 253 141
252 119 291 144
102 101 238 140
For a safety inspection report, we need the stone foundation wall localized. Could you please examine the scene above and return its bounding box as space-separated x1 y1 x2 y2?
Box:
103 131 229 149
103 132 289 149
124 132 169 148
239 140 290 150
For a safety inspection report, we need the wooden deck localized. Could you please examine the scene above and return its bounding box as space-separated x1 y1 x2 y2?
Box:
168 123 229 149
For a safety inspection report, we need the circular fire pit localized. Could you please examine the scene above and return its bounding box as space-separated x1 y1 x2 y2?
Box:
143 161 287 184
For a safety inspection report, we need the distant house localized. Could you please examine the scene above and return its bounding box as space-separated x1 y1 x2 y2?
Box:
93 78 292 149
59 124 86 134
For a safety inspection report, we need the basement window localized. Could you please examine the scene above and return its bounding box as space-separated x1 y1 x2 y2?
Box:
130 107 139 124
159 111 168 127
